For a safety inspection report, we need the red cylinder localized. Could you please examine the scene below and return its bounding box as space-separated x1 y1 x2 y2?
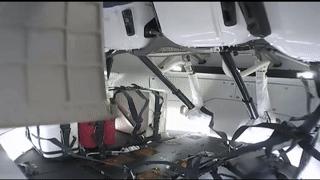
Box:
103 118 116 145
78 122 97 148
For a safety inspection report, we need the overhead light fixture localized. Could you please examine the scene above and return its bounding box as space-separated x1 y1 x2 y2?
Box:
170 65 183 72
297 71 315 79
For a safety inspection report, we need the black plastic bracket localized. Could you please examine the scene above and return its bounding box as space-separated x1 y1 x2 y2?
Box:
122 9 135 36
238 2 271 38
221 2 237 26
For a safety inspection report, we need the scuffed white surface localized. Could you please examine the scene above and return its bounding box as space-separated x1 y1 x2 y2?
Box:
154 2 256 47
265 2 320 62
103 2 155 50
0 128 32 160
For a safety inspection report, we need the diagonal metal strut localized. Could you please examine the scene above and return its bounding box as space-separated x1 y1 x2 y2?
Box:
220 52 259 120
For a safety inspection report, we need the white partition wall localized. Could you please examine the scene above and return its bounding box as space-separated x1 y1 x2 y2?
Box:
0 2 109 127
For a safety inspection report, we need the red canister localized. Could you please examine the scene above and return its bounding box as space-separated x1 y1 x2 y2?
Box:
78 122 97 148
103 119 116 145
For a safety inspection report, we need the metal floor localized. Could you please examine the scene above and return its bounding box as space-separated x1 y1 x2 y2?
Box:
14 130 297 179
14 131 227 179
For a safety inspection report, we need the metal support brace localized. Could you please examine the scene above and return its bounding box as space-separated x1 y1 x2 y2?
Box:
220 52 259 120
138 56 195 110
137 55 215 127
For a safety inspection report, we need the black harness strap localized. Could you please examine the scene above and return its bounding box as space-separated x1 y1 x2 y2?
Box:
231 123 283 143
290 79 314 122
278 149 291 165
211 122 283 150
132 89 150 137
185 155 202 179
111 85 164 140
36 126 43 153
150 91 164 140
31 133 77 153
210 167 222 180
213 118 320 177
301 78 314 114
134 89 150 120
212 128 230 148
294 129 319 178
201 106 215 130
112 88 142 135
28 124 77 158
94 120 105 155
131 84 165 140
299 142 320 163
203 76 320 178
60 124 71 155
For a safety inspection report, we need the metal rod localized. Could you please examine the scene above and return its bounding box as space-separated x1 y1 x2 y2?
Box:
138 56 195 110
220 52 259 120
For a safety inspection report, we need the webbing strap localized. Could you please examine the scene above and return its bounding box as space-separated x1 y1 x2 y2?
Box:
278 149 291 165
290 79 314 122
299 138 320 162
28 124 77 158
215 121 320 177
36 126 43 152
133 89 150 135
210 167 222 180
301 78 314 114
131 85 164 128
111 85 163 138
231 123 283 143
94 120 105 149
114 89 140 125
211 122 283 150
185 156 201 179
153 91 163 139
31 133 76 152
37 147 79 155
113 88 145 135
200 106 214 129
294 130 319 178
298 103 320 133
60 124 71 155
134 89 149 119
211 128 229 147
